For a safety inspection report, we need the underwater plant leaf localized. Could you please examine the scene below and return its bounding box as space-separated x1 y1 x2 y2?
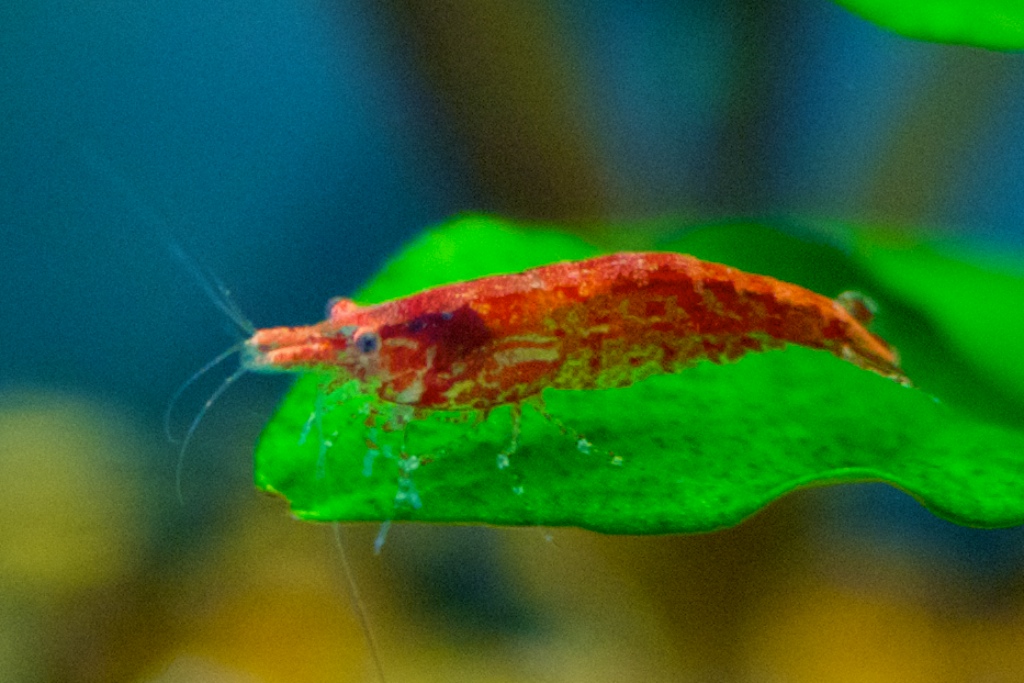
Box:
254 216 1024 534
831 0 1024 50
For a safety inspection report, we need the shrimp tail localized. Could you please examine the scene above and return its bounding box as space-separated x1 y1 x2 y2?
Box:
833 291 911 387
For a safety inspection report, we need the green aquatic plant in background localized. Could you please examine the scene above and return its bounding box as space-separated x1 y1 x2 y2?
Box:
254 216 1024 534
832 0 1024 49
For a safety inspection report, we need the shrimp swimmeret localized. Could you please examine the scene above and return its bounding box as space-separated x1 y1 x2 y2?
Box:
243 252 910 461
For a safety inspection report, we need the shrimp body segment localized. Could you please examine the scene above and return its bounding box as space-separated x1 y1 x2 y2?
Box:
243 252 909 410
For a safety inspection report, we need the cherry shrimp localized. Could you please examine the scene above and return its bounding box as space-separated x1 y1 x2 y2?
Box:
175 250 910 500
243 251 909 461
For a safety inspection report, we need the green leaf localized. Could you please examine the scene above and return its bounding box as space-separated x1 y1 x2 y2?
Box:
832 0 1024 50
254 216 1024 534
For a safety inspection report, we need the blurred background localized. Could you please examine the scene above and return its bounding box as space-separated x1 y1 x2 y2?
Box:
4 0 1024 681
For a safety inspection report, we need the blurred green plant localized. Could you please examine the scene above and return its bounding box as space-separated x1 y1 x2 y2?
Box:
254 216 1024 534
832 0 1024 49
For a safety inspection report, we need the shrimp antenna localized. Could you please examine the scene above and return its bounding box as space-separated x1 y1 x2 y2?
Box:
175 363 248 503
169 242 256 336
164 341 246 444
332 524 388 683
75 142 255 337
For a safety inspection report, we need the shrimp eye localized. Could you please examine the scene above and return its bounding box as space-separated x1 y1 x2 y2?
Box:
355 332 380 354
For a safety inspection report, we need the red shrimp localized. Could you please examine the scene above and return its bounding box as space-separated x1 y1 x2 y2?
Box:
244 252 909 413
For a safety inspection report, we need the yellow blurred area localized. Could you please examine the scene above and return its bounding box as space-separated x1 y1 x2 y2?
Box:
2 391 1024 682
139 500 373 683
0 392 152 597
745 563 1024 682
0 391 155 681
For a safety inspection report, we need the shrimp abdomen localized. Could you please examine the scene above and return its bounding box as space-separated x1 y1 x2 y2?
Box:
522 252 907 390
